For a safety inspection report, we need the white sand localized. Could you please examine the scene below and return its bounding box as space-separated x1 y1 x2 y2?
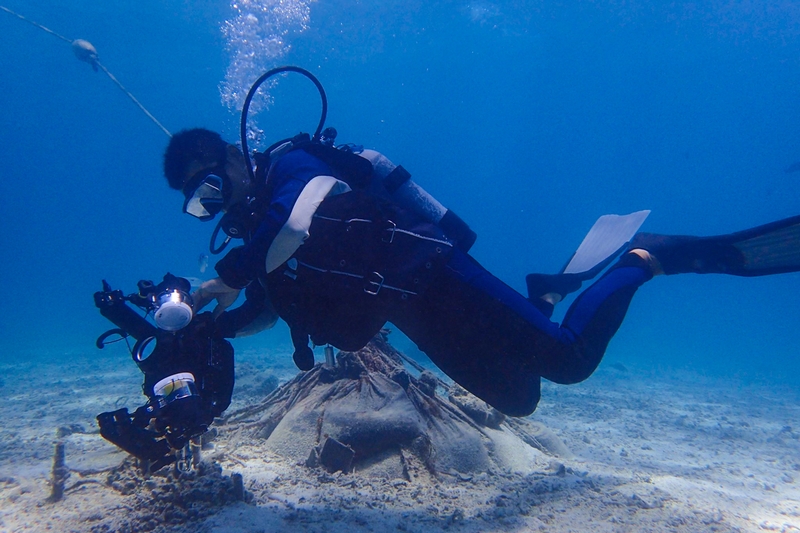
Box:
0 348 798 533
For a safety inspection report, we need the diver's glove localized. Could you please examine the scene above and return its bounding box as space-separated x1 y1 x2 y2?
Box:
214 246 253 290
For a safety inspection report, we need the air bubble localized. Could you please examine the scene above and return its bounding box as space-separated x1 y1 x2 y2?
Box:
219 0 311 137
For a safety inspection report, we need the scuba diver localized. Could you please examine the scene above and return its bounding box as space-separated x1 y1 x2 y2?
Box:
161 68 800 418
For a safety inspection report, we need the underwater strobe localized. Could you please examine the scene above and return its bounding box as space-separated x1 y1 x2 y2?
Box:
93 274 234 471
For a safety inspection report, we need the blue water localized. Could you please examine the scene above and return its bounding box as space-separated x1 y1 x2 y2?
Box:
1 1 798 382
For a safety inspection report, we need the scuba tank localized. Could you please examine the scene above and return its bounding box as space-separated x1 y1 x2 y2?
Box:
356 148 476 252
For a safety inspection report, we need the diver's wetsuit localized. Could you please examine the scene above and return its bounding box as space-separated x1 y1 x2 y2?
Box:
219 148 653 417
389 250 651 416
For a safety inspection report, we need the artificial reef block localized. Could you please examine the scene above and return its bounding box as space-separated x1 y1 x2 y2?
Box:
222 332 569 478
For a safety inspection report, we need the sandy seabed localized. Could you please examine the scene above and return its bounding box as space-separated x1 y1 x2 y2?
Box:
0 344 798 533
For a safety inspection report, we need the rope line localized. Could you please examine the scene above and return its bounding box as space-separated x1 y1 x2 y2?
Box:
0 5 71 43
1 4 172 138
96 62 172 138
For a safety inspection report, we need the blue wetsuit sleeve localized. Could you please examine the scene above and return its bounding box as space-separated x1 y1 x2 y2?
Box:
216 150 333 288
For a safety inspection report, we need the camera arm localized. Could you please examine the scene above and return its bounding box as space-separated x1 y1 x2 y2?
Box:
94 280 158 342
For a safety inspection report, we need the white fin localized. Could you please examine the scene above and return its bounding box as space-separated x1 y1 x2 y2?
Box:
562 210 651 275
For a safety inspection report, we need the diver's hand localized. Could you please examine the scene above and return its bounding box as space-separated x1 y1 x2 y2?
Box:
192 278 241 319
215 246 253 289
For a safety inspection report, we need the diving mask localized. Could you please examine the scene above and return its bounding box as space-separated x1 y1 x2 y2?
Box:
182 169 230 221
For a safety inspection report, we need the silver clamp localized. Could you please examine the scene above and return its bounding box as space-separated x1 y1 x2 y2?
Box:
382 220 397 243
364 271 385 295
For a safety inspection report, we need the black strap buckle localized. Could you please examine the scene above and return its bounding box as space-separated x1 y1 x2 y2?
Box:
383 165 412 194
364 271 385 295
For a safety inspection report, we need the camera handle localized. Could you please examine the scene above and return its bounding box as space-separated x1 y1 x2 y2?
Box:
94 282 158 342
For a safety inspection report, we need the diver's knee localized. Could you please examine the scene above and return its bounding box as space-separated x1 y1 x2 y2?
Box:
488 387 541 418
541 360 599 386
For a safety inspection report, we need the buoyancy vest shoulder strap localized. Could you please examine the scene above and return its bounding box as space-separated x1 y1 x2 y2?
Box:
296 142 374 190
265 175 352 273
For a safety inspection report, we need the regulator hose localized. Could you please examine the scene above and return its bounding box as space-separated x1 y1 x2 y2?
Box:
239 66 328 182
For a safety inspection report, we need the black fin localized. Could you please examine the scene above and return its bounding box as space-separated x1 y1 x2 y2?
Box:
629 214 800 276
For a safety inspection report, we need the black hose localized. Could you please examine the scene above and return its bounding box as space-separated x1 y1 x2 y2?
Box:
210 220 231 255
239 66 328 182
96 328 129 349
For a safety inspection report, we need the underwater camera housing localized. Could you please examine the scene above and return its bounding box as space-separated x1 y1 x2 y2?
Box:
93 274 234 470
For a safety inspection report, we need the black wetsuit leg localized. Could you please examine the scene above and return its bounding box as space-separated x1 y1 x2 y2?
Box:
390 250 652 416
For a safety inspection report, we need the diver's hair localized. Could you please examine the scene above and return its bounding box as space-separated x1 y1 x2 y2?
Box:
163 128 228 190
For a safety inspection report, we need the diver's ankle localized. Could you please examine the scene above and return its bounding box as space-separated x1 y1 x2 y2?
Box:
629 249 664 276
541 292 563 305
